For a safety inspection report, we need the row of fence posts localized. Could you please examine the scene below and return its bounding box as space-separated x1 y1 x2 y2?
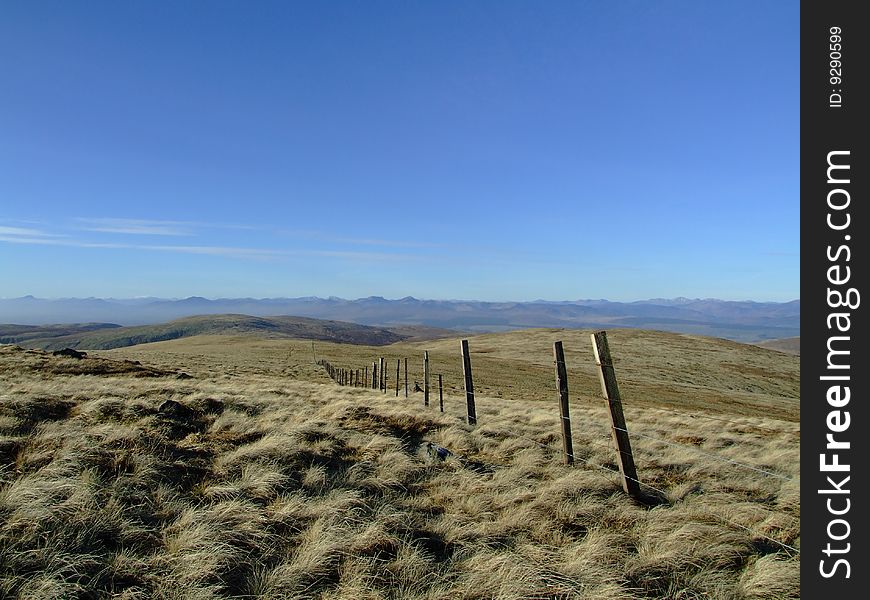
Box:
320 355 444 403
316 331 640 498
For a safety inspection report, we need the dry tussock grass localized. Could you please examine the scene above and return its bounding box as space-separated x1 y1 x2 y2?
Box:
0 338 799 599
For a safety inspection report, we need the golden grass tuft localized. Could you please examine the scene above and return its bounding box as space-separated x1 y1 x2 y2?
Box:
0 333 799 598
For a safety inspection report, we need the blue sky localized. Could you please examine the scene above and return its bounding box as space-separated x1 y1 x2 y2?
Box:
0 1 799 302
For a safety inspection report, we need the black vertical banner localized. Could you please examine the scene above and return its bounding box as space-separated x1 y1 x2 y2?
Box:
802 1 868 596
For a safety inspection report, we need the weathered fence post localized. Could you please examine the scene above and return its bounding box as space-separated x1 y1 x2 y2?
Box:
553 341 575 465
423 351 430 406
438 373 444 412
460 339 477 425
379 357 385 392
372 362 377 389
364 366 368 389
591 331 640 497
404 358 408 398
395 359 400 396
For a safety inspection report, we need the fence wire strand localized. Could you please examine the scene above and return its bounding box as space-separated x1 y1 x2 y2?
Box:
718 517 801 555
612 426 794 481
635 404 799 436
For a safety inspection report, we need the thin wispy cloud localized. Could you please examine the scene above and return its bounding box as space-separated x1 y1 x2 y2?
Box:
76 218 194 236
0 225 63 238
76 217 267 235
0 231 431 264
149 245 284 260
0 232 277 259
0 235 63 245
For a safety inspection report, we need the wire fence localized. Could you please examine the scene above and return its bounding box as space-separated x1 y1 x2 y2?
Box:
316 336 800 556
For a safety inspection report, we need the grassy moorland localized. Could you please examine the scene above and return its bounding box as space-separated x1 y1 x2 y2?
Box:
104 328 800 422
0 328 799 599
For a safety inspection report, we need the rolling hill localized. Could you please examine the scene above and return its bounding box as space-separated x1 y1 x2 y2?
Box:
0 322 122 345
0 315 414 351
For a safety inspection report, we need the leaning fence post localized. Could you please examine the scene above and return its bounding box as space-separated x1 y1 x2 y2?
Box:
591 331 640 497
423 351 430 406
460 339 477 425
553 341 575 465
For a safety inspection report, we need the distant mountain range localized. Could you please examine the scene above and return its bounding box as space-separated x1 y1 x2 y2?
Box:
0 295 799 343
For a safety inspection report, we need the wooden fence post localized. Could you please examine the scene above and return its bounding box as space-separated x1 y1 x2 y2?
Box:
372 362 377 389
395 359 400 396
364 366 368 389
404 358 408 398
439 373 444 412
591 331 640 497
553 341 574 465
379 357 385 392
460 339 477 425
423 351 430 406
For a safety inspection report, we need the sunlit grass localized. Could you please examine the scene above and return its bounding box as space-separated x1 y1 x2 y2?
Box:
0 331 799 598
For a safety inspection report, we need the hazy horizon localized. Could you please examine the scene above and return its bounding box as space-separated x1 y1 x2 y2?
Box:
1 2 798 302
0 294 800 343
2 293 799 304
